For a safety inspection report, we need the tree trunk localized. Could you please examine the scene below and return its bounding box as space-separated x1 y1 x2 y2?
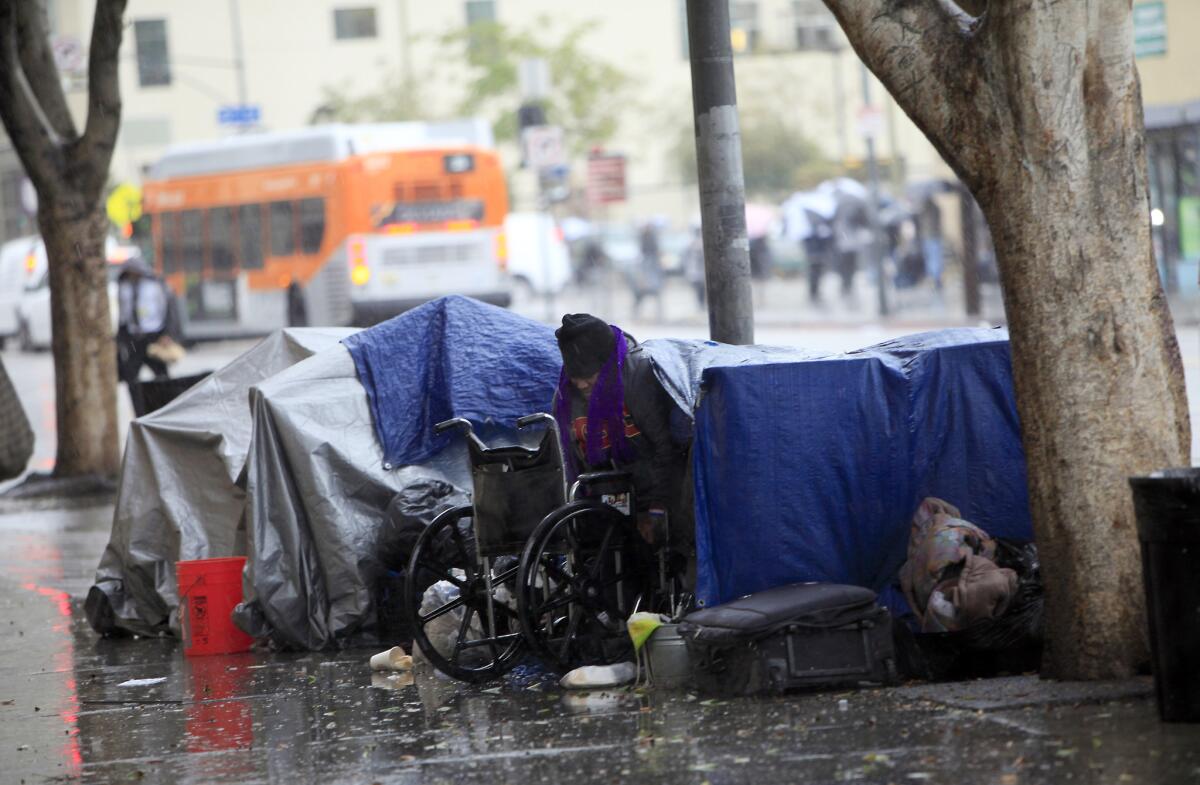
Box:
823 1 1189 678
0 0 126 480
39 202 120 478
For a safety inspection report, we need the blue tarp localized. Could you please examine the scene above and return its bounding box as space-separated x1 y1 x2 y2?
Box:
343 296 561 467
678 327 1033 607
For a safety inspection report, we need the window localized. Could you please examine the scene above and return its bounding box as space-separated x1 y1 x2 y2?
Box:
465 0 495 26
134 20 171 87
729 1 760 53
333 7 377 40
159 212 180 274
180 210 205 273
792 1 839 51
269 201 295 256
238 204 264 270
209 207 235 273
298 198 326 254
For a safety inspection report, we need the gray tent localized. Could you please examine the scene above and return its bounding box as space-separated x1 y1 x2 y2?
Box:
233 343 468 650
87 328 355 637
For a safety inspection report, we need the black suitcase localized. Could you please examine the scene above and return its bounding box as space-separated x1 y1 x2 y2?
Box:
678 582 898 696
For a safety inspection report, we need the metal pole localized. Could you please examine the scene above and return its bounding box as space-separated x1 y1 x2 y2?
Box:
397 0 413 87
860 63 889 317
229 0 248 129
686 0 754 345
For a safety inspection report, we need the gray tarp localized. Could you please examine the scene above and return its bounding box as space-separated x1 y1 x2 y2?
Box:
233 343 473 650
87 328 355 637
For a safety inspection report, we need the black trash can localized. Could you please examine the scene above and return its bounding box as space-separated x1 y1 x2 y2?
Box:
136 371 211 416
1129 468 1200 723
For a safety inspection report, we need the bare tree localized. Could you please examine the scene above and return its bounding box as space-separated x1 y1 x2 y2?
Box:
0 0 126 478
822 0 1189 678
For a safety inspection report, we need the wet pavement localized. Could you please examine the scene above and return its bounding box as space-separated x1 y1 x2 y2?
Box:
2 506 1200 784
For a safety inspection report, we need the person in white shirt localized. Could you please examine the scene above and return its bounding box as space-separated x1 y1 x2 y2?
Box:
116 258 170 415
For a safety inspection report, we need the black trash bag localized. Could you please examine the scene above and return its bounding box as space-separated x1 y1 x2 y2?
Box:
374 479 470 646
376 479 470 570
898 538 1044 681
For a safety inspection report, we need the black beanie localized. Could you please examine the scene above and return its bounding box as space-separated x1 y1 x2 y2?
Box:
556 313 615 378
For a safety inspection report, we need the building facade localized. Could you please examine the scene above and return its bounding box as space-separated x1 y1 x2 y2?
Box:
19 0 950 225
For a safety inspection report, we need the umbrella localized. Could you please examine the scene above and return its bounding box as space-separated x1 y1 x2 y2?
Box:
559 216 593 243
744 203 777 239
781 191 837 241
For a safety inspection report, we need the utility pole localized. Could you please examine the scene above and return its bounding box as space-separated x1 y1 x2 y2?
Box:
397 0 413 87
859 63 889 317
229 0 249 129
686 0 754 345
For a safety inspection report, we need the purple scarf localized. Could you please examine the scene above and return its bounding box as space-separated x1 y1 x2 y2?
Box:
554 325 634 476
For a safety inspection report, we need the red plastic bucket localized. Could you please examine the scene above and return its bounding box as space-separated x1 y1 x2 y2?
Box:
177 557 253 656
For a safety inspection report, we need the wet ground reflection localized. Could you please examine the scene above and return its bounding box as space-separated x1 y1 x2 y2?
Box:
1 505 1198 784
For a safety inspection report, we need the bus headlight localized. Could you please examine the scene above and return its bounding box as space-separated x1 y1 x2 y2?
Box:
351 263 371 286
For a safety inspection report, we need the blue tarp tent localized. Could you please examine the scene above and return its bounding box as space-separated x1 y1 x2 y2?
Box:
679 328 1033 607
343 295 562 467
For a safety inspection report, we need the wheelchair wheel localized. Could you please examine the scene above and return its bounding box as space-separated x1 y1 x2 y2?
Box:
516 500 643 670
405 505 525 683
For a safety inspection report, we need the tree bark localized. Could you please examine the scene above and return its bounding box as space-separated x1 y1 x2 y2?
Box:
824 0 1189 678
0 0 125 479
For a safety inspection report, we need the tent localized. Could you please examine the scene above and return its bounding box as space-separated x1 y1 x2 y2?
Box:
234 296 562 649
87 328 355 637
673 328 1033 607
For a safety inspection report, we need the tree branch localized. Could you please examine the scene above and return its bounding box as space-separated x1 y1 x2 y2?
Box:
0 0 62 192
15 0 78 141
822 0 1003 190
77 0 127 201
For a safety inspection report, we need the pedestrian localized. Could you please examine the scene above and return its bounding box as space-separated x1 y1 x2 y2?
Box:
918 196 945 291
116 258 171 416
682 224 705 309
803 217 834 303
632 223 664 321
553 313 689 553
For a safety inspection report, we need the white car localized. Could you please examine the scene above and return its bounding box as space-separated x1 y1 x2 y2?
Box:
0 235 39 349
503 212 572 295
15 237 130 351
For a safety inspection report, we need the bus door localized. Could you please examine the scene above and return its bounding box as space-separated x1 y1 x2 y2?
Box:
178 208 237 323
195 206 238 322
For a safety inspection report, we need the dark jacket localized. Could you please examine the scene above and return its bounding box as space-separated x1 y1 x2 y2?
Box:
558 346 679 511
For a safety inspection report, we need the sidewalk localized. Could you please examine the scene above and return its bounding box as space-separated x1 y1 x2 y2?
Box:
1 502 1198 784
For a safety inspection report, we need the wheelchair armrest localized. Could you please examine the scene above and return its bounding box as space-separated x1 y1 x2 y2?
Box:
574 470 632 486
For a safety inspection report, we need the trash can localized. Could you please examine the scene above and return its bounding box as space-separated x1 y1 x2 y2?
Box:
1129 468 1200 723
137 371 211 416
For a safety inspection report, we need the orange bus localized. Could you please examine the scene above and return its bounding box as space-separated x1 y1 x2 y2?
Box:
141 122 511 339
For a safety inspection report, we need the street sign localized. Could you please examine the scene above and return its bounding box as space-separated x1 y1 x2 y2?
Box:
106 183 143 229
1134 1 1166 59
523 125 566 170
856 105 884 140
586 153 626 205
218 105 260 126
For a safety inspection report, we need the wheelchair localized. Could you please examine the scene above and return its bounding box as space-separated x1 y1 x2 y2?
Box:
404 413 681 683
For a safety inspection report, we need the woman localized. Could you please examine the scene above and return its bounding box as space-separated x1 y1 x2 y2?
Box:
553 313 685 547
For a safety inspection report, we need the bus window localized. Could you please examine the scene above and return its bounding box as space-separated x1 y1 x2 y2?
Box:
238 204 264 270
160 212 180 275
298 197 326 254
180 209 205 273
210 206 235 273
269 201 295 256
